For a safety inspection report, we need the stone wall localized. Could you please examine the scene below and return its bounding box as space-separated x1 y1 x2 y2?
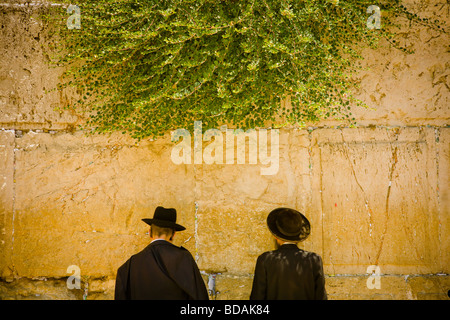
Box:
0 0 449 300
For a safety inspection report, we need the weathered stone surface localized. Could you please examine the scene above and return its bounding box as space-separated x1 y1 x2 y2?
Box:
0 278 80 300
193 129 318 274
312 127 443 274
317 0 450 128
326 275 409 300
10 131 196 277
211 274 254 300
0 8 80 130
405 275 450 300
196 202 274 274
1 274 448 300
438 128 449 274
326 274 450 300
0 130 14 279
0 126 447 298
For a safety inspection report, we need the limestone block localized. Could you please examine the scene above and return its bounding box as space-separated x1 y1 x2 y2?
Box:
195 201 274 274
195 164 270 203
0 130 14 278
211 274 253 300
0 9 80 130
438 128 449 273
326 274 450 300
11 131 196 277
348 0 450 127
406 275 450 300
326 275 409 300
0 278 79 300
87 278 116 300
312 127 441 274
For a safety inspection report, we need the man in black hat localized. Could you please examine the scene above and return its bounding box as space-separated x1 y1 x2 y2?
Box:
114 206 208 300
250 208 327 300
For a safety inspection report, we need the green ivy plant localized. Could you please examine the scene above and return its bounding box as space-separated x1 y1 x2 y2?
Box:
42 0 446 140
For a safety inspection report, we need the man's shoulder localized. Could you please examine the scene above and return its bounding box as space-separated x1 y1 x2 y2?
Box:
258 246 323 260
119 241 194 268
302 250 323 259
117 255 132 275
295 249 324 266
257 249 278 261
147 241 194 258
150 240 188 251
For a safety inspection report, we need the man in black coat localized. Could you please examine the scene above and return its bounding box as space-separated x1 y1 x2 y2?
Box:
114 206 208 300
250 208 327 300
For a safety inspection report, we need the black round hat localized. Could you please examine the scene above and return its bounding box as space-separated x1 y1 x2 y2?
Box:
142 206 186 231
267 207 310 242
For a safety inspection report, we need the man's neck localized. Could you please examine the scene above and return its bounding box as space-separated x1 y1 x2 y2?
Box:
150 238 167 243
281 241 297 245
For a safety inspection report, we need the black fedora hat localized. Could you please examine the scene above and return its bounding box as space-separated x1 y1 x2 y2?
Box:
267 208 310 242
142 206 186 231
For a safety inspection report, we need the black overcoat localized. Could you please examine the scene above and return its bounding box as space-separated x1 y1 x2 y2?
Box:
114 240 208 300
250 243 327 300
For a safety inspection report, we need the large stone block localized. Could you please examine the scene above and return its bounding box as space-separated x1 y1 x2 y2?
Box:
11 131 196 277
326 275 409 300
335 0 449 128
326 274 450 300
0 278 79 300
0 9 80 130
209 274 253 300
405 275 450 300
195 201 274 274
312 127 442 274
0 130 14 279
437 128 449 273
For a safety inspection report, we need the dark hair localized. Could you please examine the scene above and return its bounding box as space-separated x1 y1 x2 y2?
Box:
150 224 174 239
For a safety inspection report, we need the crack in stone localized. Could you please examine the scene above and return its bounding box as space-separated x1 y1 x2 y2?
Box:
194 200 199 263
339 130 375 238
434 128 441 269
10 134 17 278
375 130 400 265
318 142 334 274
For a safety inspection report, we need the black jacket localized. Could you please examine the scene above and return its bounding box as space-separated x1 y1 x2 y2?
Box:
250 244 327 300
114 240 208 300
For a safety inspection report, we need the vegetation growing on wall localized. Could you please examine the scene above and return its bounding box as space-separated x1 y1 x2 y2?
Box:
42 0 446 140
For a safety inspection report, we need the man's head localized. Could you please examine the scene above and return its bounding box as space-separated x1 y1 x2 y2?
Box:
267 207 311 242
142 206 185 243
142 206 186 242
149 224 175 242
